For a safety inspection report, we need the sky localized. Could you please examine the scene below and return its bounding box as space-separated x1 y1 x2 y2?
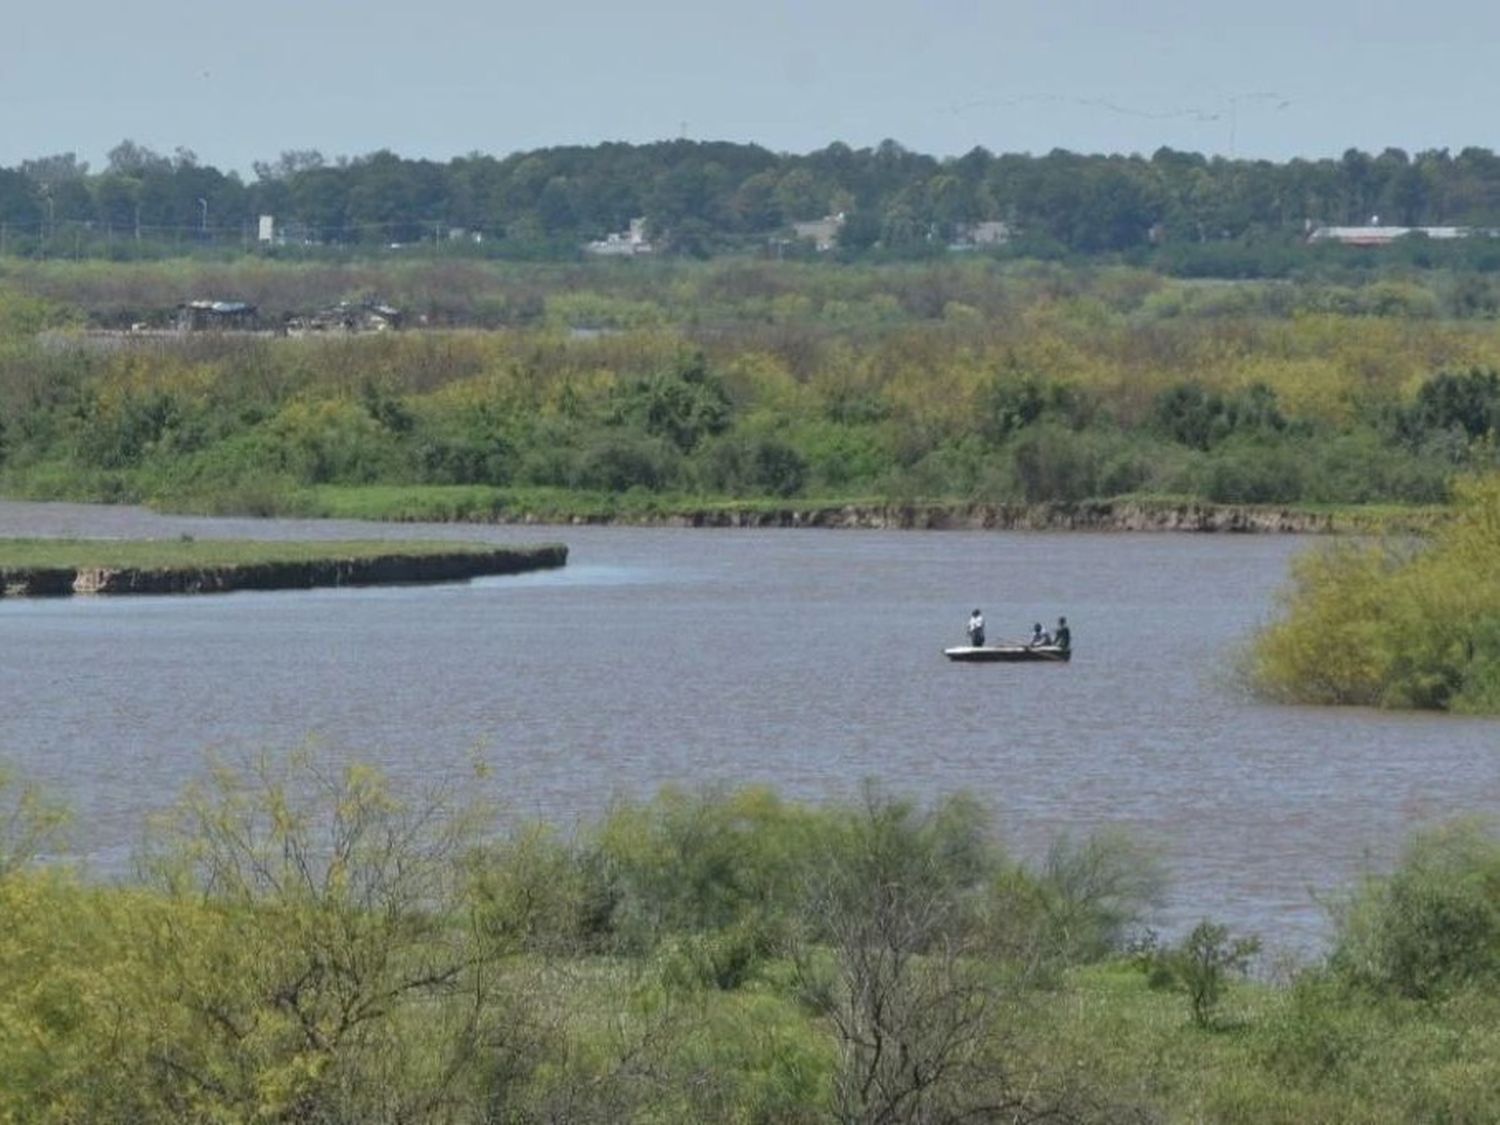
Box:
4 0 1500 175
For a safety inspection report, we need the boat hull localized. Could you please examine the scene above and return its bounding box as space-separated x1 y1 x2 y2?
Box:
944 644 1071 663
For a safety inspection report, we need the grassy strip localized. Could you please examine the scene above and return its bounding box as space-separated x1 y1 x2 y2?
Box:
287 484 1452 532
0 537 511 570
288 484 887 523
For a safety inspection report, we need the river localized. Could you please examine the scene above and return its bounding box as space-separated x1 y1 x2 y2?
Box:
2 499 1497 952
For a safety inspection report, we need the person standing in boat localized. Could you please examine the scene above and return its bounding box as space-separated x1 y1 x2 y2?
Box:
1054 616 1071 652
1029 622 1052 647
967 608 986 647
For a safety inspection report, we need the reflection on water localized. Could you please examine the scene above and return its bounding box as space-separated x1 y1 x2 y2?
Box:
472 563 686 590
2 499 1498 951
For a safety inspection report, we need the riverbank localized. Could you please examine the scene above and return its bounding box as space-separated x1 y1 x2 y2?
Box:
288 485 1448 534
0 538 566 596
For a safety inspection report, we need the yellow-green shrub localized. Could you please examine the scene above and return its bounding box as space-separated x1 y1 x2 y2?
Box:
1251 474 1500 710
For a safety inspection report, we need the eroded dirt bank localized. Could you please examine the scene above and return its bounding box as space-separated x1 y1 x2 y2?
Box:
0 544 567 597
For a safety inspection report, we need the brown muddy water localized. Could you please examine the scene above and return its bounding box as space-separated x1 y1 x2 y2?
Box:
2 499 1497 951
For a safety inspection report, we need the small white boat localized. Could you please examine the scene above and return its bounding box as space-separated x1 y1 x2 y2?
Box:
944 643 1071 663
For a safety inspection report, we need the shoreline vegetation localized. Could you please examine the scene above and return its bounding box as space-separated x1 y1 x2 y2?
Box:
0 537 566 596
278 485 1450 533
6 757 1500 1123
1249 474 1500 712
5 263 1500 529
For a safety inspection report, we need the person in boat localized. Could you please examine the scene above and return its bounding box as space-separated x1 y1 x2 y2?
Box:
1029 622 1052 647
967 608 986 647
1054 616 1071 652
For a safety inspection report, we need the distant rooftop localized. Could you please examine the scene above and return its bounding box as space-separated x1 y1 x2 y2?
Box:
181 299 255 313
1307 225 1473 246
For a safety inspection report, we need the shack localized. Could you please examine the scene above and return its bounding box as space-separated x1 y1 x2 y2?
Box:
176 300 259 332
285 300 404 335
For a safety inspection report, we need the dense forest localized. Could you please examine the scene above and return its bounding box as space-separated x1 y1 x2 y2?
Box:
9 139 1500 266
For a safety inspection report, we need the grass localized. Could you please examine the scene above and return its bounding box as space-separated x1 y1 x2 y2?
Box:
1027 962 1500 1123
0 537 508 570
281 484 1456 532
289 484 890 523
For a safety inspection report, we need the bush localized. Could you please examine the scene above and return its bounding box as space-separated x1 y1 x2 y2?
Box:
468 824 597 955
978 371 1089 443
571 431 682 492
1010 424 1146 503
611 353 732 453
0 767 66 878
263 399 408 484
699 431 808 497
1198 439 1305 504
1153 382 1286 452
1140 919 1261 1028
411 422 516 485
1250 474 1500 711
1027 830 1166 966
1399 368 1500 447
789 420 889 492
1330 822 1500 1000
583 786 831 954
1300 430 1450 505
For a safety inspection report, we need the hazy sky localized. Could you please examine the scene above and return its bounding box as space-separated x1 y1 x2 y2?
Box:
4 0 1499 174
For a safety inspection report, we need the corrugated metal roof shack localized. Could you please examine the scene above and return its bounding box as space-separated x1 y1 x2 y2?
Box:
176 300 258 332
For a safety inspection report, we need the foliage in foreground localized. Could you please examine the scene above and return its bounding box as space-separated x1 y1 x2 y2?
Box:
5 757 1500 1122
1250 472 1500 711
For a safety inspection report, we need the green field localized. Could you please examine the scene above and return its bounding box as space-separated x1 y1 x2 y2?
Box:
289 483 1453 532
0 536 501 570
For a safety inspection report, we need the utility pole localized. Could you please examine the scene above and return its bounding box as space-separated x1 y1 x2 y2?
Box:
38 186 51 260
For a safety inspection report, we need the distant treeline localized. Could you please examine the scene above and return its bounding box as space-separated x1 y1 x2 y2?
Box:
10 139 1500 266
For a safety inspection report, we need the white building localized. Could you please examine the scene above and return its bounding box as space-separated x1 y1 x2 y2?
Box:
791 213 845 252
1307 224 1471 247
586 217 653 256
950 220 1011 249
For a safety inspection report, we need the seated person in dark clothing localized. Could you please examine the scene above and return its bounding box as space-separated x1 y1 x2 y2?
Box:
1054 616 1071 652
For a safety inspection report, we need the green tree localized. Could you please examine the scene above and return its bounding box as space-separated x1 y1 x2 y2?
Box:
1141 920 1261 1028
0 766 66 878
133 751 527 1122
